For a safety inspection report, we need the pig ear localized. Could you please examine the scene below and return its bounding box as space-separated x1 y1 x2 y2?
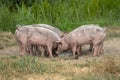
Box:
16 24 21 30
56 40 62 44
60 35 64 38
103 27 107 32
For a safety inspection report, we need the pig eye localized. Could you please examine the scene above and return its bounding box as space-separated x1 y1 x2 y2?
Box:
60 35 64 38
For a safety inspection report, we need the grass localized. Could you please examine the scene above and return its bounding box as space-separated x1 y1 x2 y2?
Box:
0 32 16 49
72 73 119 80
0 0 120 33
0 55 120 80
107 28 120 38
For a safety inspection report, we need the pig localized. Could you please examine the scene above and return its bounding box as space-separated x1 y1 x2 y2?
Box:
76 24 105 53
15 25 31 56
56 24 106 57
15 25 41 56
27 27 60 57
15 24 63 56
31 24 64 56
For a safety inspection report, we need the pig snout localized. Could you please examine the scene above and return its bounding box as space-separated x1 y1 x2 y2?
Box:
56 51 60 54
56 49 62 54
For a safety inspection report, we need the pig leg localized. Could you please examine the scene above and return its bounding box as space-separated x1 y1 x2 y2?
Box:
45 47 49 57
72 45 77 57
34 45 39 56
27 42 33 56
100 43 104 54
93 38 102 56
31 45 34 56
33 45 38 56
98 43 103 55
93 45 99 57
20 44 26 56
20 46 24 56
29 44 33 56
76 46 81 56
47 44 53 58
39 46 45 56
25 44 30 53
89 43 93 51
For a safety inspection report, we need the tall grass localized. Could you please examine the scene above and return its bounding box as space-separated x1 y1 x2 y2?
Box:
0 0 120 32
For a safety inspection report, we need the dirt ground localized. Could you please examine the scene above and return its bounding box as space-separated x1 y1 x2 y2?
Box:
0 37 120 60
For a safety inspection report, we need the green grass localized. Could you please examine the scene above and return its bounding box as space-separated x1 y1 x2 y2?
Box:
0 0 120 33
0 56 59 79
0 55 120 80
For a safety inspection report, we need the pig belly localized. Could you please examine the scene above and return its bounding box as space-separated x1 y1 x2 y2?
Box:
77 38 92 45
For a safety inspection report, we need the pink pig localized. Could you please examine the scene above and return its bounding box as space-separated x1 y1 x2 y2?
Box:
15 24 63 56
56 24 106 57
27 27 60 57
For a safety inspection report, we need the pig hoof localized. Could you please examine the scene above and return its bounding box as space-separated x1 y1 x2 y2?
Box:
93 55 97 57
78 54 81 56
53 54 58 57
89 49 92 51
50 56 54 58
20 55 23 57
93 54 100 57
74 56 79 59
97 54 100 57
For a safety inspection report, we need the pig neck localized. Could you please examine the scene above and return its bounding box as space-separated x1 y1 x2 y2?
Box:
64 34 72 49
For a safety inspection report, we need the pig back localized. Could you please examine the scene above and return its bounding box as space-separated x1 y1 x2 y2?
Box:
66 24 105 44
28 27 60 45
71 24 105 37
32 24 64 37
